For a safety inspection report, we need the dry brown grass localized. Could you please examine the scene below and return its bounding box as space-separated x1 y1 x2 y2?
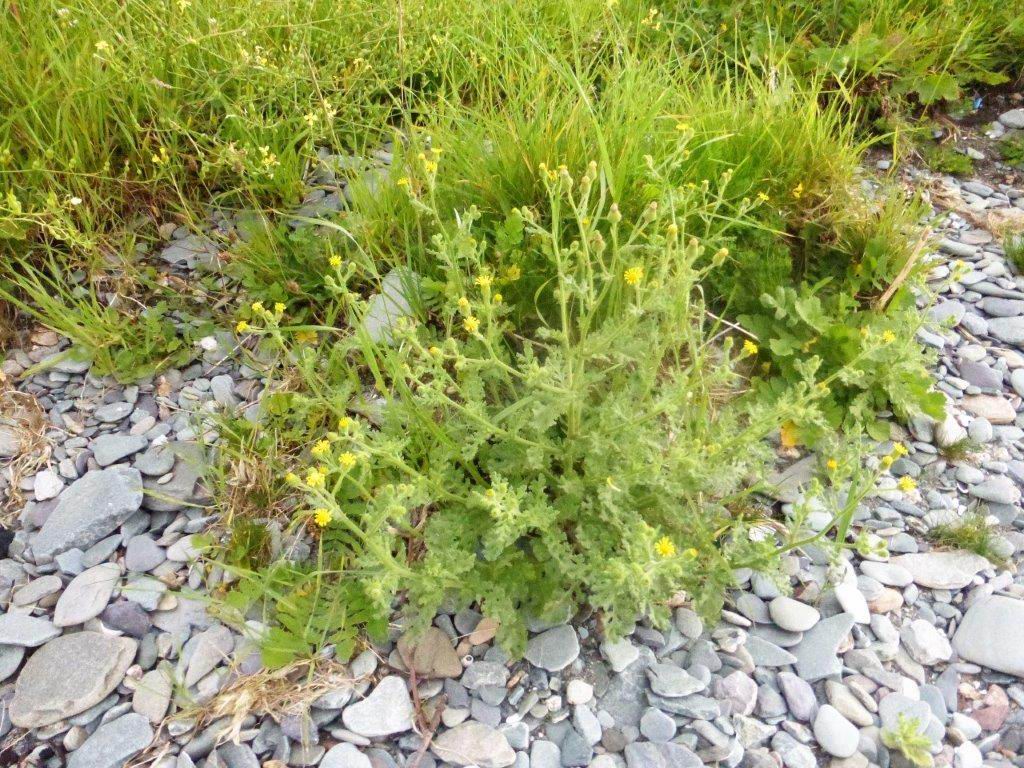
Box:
0 371 51 524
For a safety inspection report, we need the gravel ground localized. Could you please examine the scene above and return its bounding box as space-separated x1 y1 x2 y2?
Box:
1 109 1024 768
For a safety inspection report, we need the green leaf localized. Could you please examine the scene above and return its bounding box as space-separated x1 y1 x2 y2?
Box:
913 72 960 104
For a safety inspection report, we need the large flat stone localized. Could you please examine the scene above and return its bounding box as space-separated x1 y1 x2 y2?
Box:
891 551 990 590
10 632 137 728
67 712 153 768
32 467 143 558
953 595 1024 677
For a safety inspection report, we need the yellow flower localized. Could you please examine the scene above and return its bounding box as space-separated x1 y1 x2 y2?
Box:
791 182 804 199
295 330 317 344
463 316 480 334
780 421 799 449
624 266 644 286
492 293 503 304
859 326 870 338
881 455 894 469
428 346 442 357
756 192 770 203
475 274 493 289
654 536 676 559
893 442 908 457
826 458 838 472
251 301 265 314
457 296 471 311
274 302 286 314
311 440 331 457
675 122 690 132
396 177 410 187
313 508 332 527
338 416 352 430
742 339 758 356
504 265 521 281
897 476 916 492
329 255 342 268
339 452 357 470
303 112 317 128
284 472 299 484
881 330 896 344
235 320 249 334
305 469 326 488
94 40 111 53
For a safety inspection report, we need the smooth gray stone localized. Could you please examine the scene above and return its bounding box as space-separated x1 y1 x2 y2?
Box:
953 595 1024 676
361 269 420 344
524 625 580 672
430 721 516 768
67 713 153 768
0 614 60 647
10 632 137 728
32 466 143 558
744 635 797 667
624 741 702 768
92 434 147 467
793 613 855 682
53 562 120 627
342 675 414 738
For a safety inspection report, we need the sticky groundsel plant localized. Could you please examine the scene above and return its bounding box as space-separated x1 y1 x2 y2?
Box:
227 160 853 654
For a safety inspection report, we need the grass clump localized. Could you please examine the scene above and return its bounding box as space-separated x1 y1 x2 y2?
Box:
920 143 975 176
1000 135 1024 168
938 437 980 462
927 512 1006 565
1005 232 1024 274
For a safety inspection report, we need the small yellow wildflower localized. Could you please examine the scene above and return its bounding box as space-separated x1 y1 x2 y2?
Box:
329 255 342 268
284 472 299 484
881 455 895 469
94 40 111 53
235 320 249 334
504 265 521 281
251 301 265 314
675 122 690 132
492 293 503 304
859 326 870 338
305 469 326 488
624 266 644 286
311 440 331 457
457 297 471 311
742 339 759 356
463 316 480 334
274 302 286 314
313 508 332 527
897 476 917 492
396 177 410 187
779 421 799 449
892 442 908 456
792 182 804 199
826 458 838 472
654 536 676 559
881 330 896 344
756 191 770 203
428 345 442 357
338 416 352 430
475 274 493 289
339 452 357 470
